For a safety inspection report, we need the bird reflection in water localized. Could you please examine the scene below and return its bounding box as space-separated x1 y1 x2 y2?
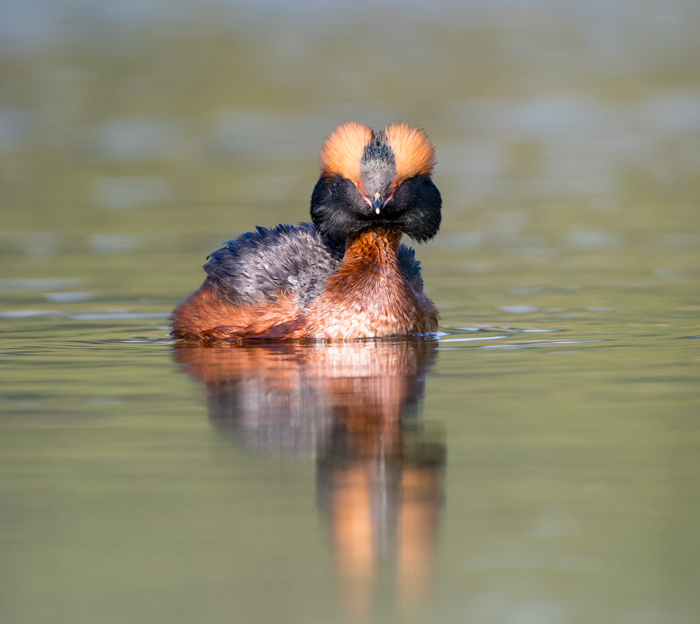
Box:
172 338 445 616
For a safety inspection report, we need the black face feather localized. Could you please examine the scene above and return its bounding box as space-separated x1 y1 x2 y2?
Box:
310 173 441 243
386 175 442 243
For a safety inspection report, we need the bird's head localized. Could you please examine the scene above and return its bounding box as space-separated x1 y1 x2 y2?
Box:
310 122 441 243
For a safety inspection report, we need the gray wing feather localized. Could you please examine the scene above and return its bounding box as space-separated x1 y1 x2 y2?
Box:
204 223 344 308
397 244 424 291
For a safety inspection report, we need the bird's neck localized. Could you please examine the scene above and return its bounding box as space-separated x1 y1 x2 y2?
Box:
341 227 403 272
321 226 410 306
305 226 435 339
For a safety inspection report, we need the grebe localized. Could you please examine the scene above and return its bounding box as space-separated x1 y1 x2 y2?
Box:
170 122 441 341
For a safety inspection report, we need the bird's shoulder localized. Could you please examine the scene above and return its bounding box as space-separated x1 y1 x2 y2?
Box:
203 223 345 307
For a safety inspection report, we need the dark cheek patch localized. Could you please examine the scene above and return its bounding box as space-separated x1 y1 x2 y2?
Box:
310 174 441 243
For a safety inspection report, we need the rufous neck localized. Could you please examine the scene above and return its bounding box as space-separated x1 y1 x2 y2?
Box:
343 227 402 266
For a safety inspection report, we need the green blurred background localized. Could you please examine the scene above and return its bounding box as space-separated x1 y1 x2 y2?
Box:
1 1 699 623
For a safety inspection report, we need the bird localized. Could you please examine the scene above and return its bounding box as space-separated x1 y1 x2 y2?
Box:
170 122 442 341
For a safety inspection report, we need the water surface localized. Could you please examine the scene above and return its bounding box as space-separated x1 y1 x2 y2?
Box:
1 1 699 622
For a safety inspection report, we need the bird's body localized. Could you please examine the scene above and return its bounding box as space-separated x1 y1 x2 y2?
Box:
171 122 441 341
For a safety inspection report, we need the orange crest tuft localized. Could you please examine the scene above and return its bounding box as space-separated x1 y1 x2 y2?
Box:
383 123 436 183
320 122 373 183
